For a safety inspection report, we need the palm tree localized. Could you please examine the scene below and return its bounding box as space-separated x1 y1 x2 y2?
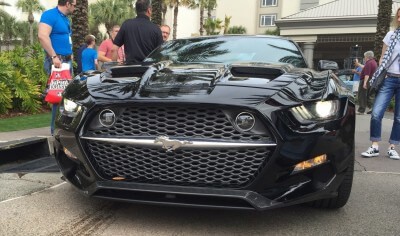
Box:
165 0 197 39
374 0 392 62
89 0 135 33
1 15 17 50
14 21 31 46
16 0 45 45
203 17 222 35
223 15 231 34
196 0 217 36
152 0 162 25
0 2 10 23
0 1 10 6
72 0 89 59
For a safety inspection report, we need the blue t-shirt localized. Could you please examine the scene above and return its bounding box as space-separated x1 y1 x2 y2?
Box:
353 66 362 81
40 7 72 56
82 48 98 72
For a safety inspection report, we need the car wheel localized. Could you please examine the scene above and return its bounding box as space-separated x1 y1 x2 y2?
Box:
310 156 354 209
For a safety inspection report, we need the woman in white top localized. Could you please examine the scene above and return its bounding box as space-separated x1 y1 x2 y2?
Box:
361 7 400 160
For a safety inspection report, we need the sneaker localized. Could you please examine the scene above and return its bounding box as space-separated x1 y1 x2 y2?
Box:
366 110 372 114
388 148 400 160
361 146 379 157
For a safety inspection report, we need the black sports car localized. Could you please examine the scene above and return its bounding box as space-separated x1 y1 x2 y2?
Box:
54 35 355 211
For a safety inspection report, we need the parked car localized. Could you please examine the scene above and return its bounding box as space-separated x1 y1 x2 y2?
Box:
335 69 358 94
54 35 355 211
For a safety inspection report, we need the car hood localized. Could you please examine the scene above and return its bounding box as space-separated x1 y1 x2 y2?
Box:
75 61 330 107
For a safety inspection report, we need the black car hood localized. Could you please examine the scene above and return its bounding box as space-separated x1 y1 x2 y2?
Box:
81 62 329 106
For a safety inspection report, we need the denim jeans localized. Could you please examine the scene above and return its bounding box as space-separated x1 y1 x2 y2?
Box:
370 76 400 145
44 57 73 135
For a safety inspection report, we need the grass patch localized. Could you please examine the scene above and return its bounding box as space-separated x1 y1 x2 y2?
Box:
0 112 51 132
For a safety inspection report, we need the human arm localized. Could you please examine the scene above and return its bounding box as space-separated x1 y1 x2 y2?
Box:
111 44 120 62
98 51 112 62
38 22 62 68
94 59 99 70
97 40 112 62
379 43 388 65
363 75 370 89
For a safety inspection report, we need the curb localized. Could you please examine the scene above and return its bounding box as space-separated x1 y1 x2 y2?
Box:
0 137 52 165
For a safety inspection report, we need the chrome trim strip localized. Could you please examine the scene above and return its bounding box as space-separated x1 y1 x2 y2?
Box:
81 137 276 149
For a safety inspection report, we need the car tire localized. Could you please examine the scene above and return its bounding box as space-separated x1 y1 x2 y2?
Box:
309 156 354 209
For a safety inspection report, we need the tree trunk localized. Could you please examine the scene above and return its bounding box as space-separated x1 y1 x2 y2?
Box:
71 0 89 60
173 6 178 40
162 3 167 24
29 23 33 45
28 13 34 45
200 7 204 35
374 0 392 62
151 0 162 25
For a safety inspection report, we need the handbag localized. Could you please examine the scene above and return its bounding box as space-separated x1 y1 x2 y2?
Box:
370 28 400 92
370 68 387 91
370 54 399 92
44 63 72 104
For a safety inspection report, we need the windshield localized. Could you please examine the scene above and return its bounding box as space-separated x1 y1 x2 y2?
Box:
145 36 308 68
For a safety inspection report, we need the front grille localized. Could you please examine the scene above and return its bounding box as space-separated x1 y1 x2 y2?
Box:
83 105 273 188
86 141 271 188
86 106 269 142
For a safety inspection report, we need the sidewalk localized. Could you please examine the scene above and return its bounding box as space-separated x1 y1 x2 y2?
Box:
0 127 50 143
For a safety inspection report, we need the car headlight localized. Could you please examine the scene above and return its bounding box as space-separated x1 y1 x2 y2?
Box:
57 98 83 127
290 100 339 123
63 98 80 113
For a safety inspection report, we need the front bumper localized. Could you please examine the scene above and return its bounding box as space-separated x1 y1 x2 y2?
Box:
53 132 352 211
54 99 355 210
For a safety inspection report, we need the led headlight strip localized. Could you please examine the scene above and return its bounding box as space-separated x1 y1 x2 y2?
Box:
290 100 339 123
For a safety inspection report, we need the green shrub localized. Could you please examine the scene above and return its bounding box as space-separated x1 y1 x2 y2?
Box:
265 28 280 36
227 26 247 34
0 43 47 114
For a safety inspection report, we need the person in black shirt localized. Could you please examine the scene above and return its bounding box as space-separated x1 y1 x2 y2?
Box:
112 0 163 64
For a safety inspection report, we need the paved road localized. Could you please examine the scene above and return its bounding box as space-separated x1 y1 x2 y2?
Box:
0 113 399 235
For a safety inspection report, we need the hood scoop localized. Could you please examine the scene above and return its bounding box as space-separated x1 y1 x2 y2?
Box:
230 64 286 81
141 66 224 93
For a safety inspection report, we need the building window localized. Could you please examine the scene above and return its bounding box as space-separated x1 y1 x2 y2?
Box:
261 0 277 7
260 15 276 26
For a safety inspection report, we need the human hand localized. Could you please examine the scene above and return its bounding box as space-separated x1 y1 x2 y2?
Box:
52 57 62 68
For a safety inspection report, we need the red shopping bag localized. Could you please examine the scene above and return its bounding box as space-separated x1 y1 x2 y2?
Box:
45 63 72 104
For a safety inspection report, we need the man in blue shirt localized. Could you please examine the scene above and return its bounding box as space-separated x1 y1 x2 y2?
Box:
38 0 76 135
81 35 98 72
352 59 363 94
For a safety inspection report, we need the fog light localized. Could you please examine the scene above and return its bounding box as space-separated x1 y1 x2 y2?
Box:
292 154 327 173
64 147 78 160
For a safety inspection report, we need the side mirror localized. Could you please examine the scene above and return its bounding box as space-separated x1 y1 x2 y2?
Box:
318 60 339 71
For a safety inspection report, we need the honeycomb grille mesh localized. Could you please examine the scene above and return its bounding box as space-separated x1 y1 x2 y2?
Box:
87 141 270 188
86 106 267 141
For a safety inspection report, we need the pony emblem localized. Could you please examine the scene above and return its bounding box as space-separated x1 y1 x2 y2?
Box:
154 136 193 152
